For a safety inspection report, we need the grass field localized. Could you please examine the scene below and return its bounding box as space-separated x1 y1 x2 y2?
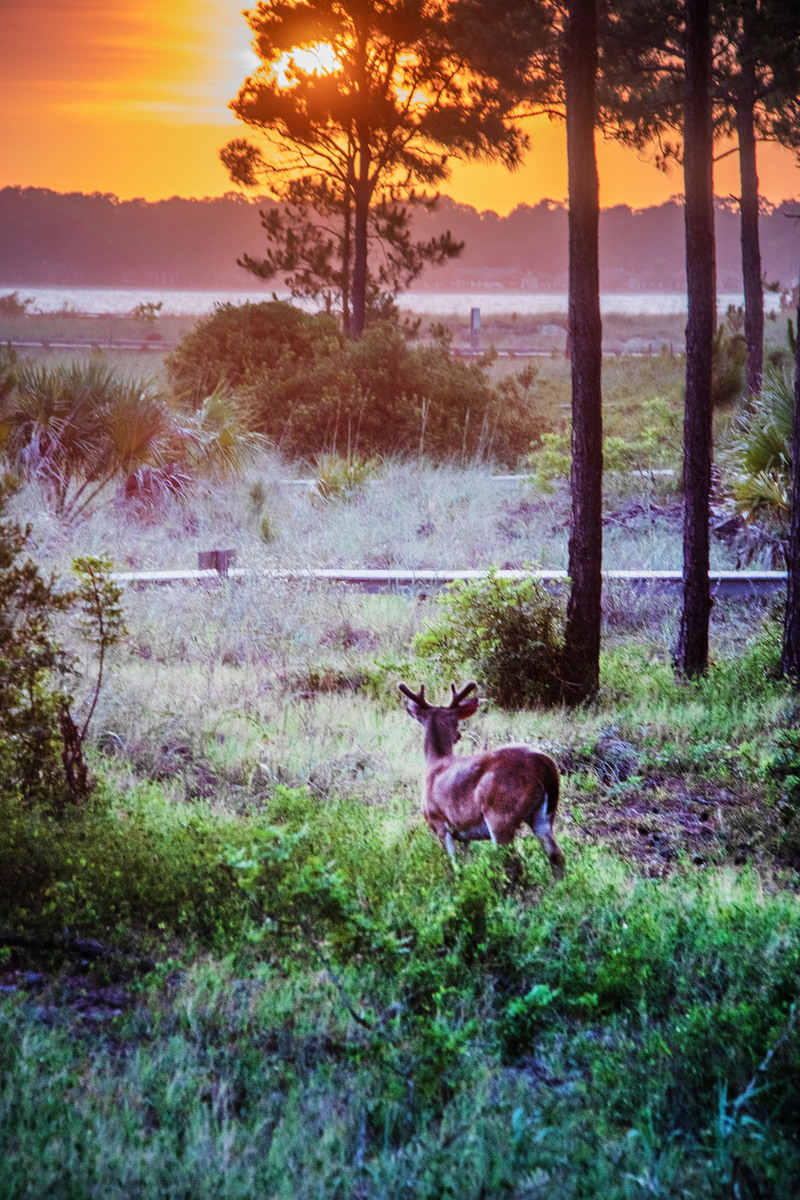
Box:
1 332 799 1196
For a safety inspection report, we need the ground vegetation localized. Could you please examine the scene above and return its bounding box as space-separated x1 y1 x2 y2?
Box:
165 302 542 463
1 345 799 1193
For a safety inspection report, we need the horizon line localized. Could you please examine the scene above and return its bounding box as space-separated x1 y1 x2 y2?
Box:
4 182 800 219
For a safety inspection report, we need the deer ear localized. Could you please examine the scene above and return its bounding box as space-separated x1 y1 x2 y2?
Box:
456 695 479 719
404 698 426 722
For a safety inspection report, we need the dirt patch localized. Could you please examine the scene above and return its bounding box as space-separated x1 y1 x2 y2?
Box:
569 773 769 877
602 500 683 529
0 964 137 1024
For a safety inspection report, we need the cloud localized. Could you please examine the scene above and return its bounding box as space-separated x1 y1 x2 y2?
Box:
1 0 250 112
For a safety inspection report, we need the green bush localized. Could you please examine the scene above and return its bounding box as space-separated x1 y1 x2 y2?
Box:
313 452 382 501
712 316 747 407
733 368 794 527
0 782 247 937
414 570 566 707
0 483 130 809
0 476 73 806
0 359 264 517
165 300 344 408
165 302 544 464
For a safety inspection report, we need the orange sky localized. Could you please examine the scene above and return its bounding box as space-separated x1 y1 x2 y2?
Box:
2 0 798 214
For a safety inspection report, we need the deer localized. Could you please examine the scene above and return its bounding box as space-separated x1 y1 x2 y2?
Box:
399 681 565 878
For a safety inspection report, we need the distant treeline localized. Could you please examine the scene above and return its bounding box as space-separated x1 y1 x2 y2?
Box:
1 185 799 293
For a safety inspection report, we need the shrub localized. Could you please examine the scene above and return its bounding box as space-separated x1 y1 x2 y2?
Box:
0 482 129 809
712 315 747 407
414 570 566 707
0 360 264 517
733 368 794 527
342 322 538 462
527 396 678 490
0 291 34 316
313 452 382 501
1 358 175 516
165 302 545 464
0 476 74 806
165 299 344 407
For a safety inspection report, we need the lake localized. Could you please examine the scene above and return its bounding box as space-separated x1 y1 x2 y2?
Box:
6 284 784 318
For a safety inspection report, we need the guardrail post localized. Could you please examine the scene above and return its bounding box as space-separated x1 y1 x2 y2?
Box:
198 549 236 576
470 307 480 349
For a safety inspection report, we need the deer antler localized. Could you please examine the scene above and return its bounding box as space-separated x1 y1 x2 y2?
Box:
398 682 430 708
449 681 478 707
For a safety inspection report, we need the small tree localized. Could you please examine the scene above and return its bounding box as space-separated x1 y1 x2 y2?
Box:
222 0 527 337
414 571 566 708
0 479 128 807
60 556 127 800
0 476 74 806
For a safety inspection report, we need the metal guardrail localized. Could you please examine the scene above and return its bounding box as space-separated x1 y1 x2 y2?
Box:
8 339 178 351
111 565 786 599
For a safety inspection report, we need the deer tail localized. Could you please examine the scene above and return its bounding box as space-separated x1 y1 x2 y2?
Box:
540 754 560 817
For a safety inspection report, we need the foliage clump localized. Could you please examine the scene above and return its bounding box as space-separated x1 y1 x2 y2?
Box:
0 357 263 516
712 316 747 407
414 570 566 707
0 479 126 807
165 300 343 406
165 302 543 464
527 396 678 490
0 475 74 805
313 452 382 501
734 368 794 525
0 291 34 317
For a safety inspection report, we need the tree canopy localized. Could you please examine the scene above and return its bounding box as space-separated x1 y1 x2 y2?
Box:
221 0 531 336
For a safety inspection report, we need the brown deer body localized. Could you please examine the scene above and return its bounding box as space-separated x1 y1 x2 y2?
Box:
399 681 565 877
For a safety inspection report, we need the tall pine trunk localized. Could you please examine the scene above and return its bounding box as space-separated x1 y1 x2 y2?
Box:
341 157 354 339
781 284 800 682
676 0 716 678
351 151 371 339
736 0 763 395
561 0 603 705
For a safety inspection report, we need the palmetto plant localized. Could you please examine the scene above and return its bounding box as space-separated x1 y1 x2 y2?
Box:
181 387 268 479
733 369 794 524
0 362 265 518
0 359 170 518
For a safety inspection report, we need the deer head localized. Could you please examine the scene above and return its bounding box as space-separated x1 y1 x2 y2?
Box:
398 681 480 760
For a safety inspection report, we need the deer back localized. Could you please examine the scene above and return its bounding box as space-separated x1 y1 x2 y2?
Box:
426 743 559 834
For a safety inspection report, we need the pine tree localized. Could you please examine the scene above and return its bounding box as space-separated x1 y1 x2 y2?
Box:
676 0 716 678
222 0 528 337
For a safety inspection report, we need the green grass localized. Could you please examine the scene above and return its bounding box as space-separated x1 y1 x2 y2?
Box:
1 792 799 1196
2 344 800 1195
5 452 730 579
1 596 799 1196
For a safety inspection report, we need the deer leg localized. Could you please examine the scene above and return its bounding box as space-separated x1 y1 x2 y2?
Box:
444 829 459 870
530 799 565 879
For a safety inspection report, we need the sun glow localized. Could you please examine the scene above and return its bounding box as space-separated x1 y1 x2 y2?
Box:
276 41 341 85
1 0 798 206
